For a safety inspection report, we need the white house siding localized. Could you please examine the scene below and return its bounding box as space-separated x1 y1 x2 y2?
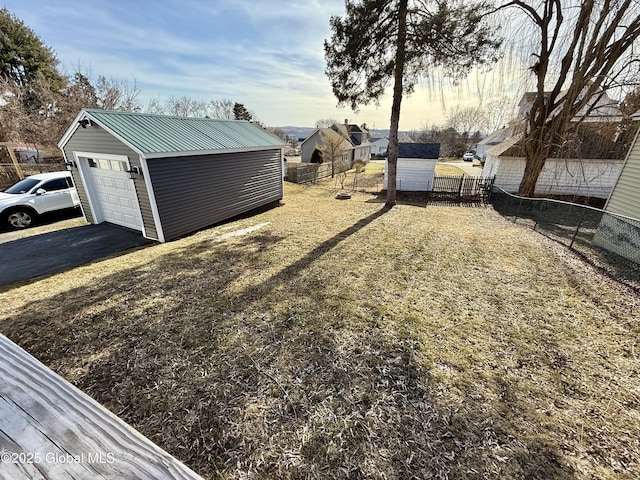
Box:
603 131 640 219
593 126 640 264
484 156 623 198
593 214 640 264
371 138 389 156
482 154 501 179
300 130 321 163
352 144 371 163
383 158 436 191
301 129 356 167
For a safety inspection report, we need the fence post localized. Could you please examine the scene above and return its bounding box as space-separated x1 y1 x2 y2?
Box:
457 175 464 201
514 196 524 223
1 143 24 180
569 206 587 250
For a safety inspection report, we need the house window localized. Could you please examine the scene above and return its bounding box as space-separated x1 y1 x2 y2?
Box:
89 158 127 171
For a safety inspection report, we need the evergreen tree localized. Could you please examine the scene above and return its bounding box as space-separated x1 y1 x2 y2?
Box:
233 103 253 121
325 0 500 207
0 8 63 90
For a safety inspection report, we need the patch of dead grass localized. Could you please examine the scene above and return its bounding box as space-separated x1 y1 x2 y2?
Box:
1 182 639 479
435 164 467 176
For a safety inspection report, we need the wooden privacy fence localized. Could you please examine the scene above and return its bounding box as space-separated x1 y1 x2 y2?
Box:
286 162 351 184
0 163 66 189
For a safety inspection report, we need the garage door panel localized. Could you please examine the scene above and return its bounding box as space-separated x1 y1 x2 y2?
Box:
114 178 127 189
86 159 143 231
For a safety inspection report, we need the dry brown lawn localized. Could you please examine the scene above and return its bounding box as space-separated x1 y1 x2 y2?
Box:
1 183 639 479
435 164 467 176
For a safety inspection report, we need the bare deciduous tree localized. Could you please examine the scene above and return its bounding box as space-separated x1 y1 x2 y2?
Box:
95 76 140 111
207 99 235 119
496 0 640 196
316 118 339 128
482 97 516 132
317 124 351 178
445 105 486 135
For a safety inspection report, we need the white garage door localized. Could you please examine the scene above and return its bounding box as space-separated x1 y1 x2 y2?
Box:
86 158 143 231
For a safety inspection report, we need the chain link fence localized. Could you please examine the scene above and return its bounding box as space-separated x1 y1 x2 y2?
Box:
490 187 640 288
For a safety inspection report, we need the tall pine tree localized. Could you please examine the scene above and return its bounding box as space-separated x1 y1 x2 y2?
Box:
325 0 500 206
0 8 63 90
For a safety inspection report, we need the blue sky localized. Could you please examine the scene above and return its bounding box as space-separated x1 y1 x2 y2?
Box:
3 0 527 129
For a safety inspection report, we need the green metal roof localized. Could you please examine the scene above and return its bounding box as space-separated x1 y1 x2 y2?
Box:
82 109 285 156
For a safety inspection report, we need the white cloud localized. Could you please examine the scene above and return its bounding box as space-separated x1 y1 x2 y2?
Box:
3 0 527 130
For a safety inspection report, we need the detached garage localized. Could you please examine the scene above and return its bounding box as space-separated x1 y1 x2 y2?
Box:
58 109 285 242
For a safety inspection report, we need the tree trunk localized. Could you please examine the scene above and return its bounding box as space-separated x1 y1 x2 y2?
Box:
518 133 548 197
518 154 546 197
386 0 408 209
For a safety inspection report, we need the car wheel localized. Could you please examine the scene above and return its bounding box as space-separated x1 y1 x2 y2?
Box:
5 208 37 230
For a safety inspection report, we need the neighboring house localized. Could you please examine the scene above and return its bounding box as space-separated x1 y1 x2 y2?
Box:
593 111 640 263
482 90 626 198
300 121 372 166
58 109 285 243
371 137 389 156
475 126 510 161
483 127 626 198
383 143 440 191
300 128 353 166
516 89 623 124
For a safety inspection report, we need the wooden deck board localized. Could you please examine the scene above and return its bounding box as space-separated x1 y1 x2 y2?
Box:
0 334 204 480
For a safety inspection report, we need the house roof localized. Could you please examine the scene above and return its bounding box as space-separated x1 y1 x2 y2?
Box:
477 127 510 146
301 127 355 151
59 109 285 158
517 90 622 122
496 127 626 160
331 123 369 146
398 142 440 159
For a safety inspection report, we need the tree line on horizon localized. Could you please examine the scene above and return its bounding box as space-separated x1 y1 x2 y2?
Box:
0 8 282 155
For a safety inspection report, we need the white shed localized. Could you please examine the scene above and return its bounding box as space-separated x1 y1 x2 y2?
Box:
384 143 440 191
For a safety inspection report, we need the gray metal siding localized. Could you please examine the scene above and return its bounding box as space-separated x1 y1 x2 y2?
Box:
147 149 283 241
62 124 158 240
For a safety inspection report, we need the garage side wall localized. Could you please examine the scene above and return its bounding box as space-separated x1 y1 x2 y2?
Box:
62 125 158 240
147 149 283 241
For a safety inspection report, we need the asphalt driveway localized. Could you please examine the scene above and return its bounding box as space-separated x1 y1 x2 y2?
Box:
0 223 151 287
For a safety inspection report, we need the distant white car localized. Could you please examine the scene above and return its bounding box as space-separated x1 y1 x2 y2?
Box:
0 171 81 229
463 152 475 162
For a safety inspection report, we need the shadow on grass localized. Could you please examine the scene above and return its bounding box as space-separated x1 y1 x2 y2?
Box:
367 191 488 208
1 206 574 479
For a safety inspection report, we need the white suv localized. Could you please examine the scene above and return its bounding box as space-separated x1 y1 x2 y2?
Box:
0 171 81 229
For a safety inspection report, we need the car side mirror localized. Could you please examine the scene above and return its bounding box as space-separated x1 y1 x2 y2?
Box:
35 188 46 195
